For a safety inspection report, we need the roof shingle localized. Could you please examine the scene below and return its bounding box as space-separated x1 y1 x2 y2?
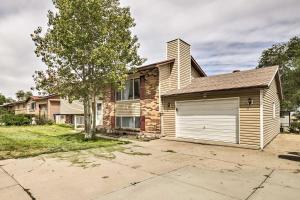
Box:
163 66 279 96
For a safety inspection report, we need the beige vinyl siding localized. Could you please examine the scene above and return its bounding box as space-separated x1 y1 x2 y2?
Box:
159 64 171 95
162 89 261 148
167 41 179 90
115 100 140 116
191 67 201 79
48 100 60 120
179 41 191 88
239 94 260 147
263 79 280 146
60 99 84 114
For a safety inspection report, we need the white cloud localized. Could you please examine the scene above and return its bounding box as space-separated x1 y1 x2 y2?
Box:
0 0 299 97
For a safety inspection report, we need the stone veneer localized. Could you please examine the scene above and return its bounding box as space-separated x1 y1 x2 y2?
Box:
102 88 115 132
102 67 160 135
140 68 160 134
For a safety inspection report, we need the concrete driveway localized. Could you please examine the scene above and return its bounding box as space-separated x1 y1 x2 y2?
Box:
0 134 300 200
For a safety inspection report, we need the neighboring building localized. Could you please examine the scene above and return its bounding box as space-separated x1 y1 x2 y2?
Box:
280 111 291 132
100 38 282 149
1 95 60 120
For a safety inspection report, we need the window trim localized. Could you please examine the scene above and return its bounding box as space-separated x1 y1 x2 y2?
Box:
30 102 36 111
115 116 140 129
116 78 140 101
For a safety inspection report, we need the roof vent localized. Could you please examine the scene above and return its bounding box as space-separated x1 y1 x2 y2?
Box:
232 70 241 73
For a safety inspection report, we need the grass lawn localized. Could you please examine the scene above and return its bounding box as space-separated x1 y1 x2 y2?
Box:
0 125 128 160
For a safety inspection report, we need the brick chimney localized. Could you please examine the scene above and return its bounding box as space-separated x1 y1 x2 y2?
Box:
166 39 192 89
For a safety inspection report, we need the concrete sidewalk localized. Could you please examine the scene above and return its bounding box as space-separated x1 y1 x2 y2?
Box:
0 167 32 200
0 134 299 200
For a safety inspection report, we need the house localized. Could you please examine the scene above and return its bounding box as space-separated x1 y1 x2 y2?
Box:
1 95 60 120
99 38 282 149
1 94 87 127
55 99 87 129
280 111 291 132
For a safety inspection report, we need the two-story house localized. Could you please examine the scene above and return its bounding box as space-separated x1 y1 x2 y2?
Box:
1 95 60 120
100 38 282 149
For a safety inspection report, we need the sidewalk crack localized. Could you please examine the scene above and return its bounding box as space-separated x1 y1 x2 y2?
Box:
0 166 36 200
244 169 275 200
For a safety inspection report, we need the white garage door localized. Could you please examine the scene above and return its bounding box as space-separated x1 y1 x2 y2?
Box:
176 98 239 143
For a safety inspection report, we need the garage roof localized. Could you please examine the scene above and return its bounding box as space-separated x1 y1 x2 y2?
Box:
163 65 282 98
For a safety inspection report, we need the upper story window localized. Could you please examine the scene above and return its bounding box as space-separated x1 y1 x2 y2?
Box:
116 78 140 101
31 102 36 111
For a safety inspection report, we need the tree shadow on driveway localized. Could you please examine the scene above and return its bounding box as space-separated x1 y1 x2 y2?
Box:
278 152 300 162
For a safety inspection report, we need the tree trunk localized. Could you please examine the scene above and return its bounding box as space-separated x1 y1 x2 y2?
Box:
83 99 88 133
92 94 97 135
84 95 93 139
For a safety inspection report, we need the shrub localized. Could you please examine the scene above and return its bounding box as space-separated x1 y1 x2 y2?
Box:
1 114 31 126
290 121 300 133
35 116 54 125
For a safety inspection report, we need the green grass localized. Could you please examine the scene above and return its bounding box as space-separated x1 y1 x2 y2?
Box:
0 125 128 160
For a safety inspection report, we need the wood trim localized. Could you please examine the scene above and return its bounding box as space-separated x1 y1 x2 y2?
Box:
140 116 145 131
111 116 115 129
140 75 145 100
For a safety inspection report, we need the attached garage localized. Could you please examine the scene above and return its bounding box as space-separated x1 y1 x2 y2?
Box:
161 66 282 149
176 98 239 143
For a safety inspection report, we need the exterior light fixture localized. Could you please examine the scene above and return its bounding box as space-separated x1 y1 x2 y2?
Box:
248 97 253 106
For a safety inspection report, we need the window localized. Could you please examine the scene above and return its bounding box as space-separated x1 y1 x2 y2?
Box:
273 102 276 119
116 78 140 101
116 116 140 129
31 102 36 111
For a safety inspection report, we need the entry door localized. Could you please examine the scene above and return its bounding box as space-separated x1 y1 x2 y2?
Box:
176 98 239 143
96 103 103 126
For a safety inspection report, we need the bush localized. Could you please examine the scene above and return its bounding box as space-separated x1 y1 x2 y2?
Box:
290 121 300 133
35 116 54 125
1 114 31 126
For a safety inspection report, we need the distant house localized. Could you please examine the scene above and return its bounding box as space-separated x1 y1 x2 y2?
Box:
1 95 60 120
54 99 102 129
280 111 291 132
1 95 87 126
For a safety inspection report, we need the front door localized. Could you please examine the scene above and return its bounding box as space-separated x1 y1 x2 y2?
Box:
96 102 103 126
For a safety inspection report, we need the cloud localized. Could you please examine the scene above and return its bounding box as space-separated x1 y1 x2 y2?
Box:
122 0 300 74
0 0 53 98
0 0 300 97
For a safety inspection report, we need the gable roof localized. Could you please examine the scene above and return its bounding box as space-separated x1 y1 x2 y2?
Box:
163 65 282 99
136 56 206 77
137 59 175 71
191 56 206 77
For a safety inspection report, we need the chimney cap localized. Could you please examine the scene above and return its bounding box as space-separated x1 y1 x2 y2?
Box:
232 70 241 73
167 38 190 46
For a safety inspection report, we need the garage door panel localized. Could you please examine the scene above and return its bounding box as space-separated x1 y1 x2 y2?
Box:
176 98 239 143
177 122 237 130
177 128 237 135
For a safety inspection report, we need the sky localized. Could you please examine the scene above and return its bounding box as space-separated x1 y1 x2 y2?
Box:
0 0 300 98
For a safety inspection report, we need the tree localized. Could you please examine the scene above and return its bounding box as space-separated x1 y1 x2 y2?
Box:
31 0 144 139
15 90 33 101
258 36 300 110
0 93 6 105
15 90 25 101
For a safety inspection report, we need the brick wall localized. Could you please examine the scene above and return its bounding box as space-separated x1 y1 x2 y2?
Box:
102 67 160 135
140 68 160 134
